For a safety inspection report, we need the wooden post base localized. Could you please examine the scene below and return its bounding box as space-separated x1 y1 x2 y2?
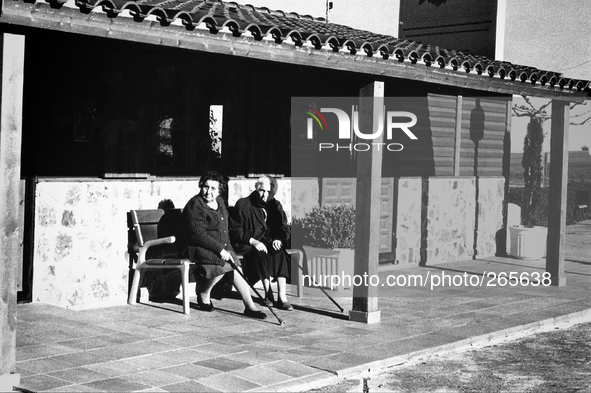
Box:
550 276 567 287
349 310 381 324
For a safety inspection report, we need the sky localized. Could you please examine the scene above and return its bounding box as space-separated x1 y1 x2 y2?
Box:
234 0 590 153
502 0 591 153
233 0 399 36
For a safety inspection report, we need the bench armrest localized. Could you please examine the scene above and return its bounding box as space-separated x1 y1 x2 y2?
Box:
138 236 176 263
286 248 304 298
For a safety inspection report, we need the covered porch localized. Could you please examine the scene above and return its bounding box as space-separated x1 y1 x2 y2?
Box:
1 0 590 388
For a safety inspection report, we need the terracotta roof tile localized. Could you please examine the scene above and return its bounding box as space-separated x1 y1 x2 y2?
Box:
44 0 591 92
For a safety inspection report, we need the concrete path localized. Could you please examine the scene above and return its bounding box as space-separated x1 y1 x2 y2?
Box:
15 221 591 392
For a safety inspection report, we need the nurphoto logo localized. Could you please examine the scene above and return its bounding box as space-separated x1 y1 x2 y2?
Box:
298 98 418 152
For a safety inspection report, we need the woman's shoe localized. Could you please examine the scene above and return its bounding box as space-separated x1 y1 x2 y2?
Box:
264 291 274 308
276 300 293 311
263 298 273 308
197 296 214 312
244 308 267 319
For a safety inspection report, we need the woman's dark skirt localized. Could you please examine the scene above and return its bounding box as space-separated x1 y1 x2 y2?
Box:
192 251 241 280
243 243 289 285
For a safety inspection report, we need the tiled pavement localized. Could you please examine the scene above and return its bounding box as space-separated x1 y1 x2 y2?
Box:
15 221 591 392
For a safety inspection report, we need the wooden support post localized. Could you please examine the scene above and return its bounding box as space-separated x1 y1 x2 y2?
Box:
453 95 462 176
0 32 25 391
502 97 512 256
349 81 384 324
546 100 569 287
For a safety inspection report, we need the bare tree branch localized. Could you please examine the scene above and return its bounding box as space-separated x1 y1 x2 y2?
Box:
514 95 590 125
571 107 591 118
522 95 537 111
571 116 591 126
538 100 552 114
570 101 588 110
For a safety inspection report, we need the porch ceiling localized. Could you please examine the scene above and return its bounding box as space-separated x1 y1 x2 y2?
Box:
2 0 590 101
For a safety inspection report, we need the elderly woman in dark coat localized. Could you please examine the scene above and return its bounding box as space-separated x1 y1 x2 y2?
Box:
230 175 292 311
181 171 266 319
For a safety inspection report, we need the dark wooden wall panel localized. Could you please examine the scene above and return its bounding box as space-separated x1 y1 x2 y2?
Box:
427 94 457 176
459 97 508 177
398 93 509 178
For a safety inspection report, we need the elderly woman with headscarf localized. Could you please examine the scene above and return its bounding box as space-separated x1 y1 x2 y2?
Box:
230 175 292 311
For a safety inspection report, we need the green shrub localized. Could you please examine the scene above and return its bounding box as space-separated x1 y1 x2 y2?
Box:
521 118 545 227
292 205 355 249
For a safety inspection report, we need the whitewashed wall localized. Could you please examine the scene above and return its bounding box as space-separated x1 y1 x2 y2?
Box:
32 177 318 309
32 180 201 309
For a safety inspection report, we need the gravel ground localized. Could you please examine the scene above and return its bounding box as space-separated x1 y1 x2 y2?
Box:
308 321 591 393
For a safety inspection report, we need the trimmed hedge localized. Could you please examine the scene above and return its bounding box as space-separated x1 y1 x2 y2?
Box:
508 182 591 226
292 205 356 249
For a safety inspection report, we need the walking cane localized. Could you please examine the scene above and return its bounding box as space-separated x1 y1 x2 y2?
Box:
301 271 344 313
227 255 286 326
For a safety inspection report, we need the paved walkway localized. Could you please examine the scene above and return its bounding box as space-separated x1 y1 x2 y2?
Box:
15 221 591 392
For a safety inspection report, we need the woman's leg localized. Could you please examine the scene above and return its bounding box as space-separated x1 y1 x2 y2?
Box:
233 267 262 311
277 276 288 303
247 249 273 302
196 274 224 304
275 276 292 310
267 249 290 305
262 278 272 300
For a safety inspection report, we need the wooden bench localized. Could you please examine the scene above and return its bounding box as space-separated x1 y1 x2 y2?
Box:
127 209 194 315
127 209 306 316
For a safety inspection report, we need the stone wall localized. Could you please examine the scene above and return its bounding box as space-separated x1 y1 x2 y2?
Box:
289 178 320 220
422 177 505 264
32 180 202 309
31 176 503 309
425 178 476 263
32 178 310 309
476 178 505 257
394 178 422 265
